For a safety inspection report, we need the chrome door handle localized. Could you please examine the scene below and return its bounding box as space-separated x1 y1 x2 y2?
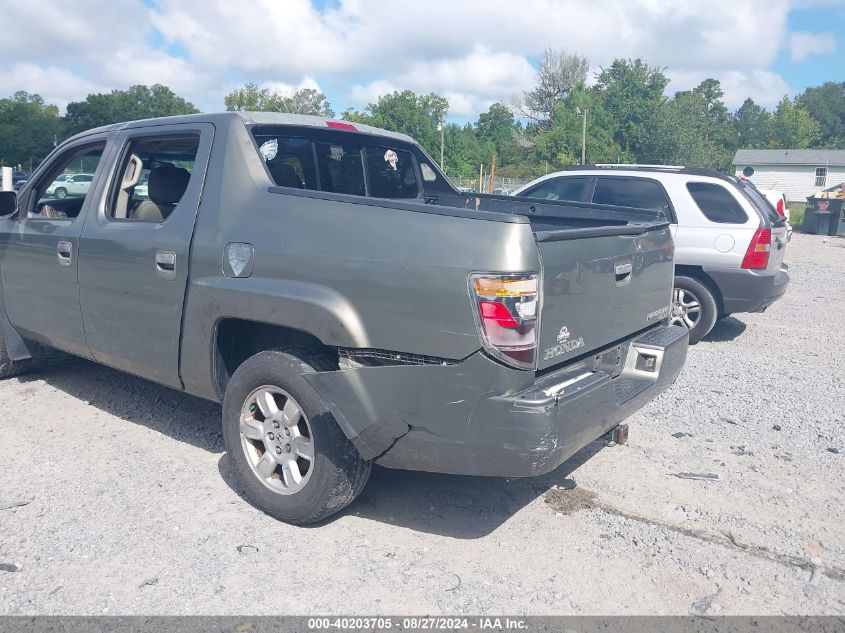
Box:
614 261 633 286
56 241 73 267
155 250 176 281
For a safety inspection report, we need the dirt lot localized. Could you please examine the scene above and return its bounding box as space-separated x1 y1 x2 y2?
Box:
1 233 843 615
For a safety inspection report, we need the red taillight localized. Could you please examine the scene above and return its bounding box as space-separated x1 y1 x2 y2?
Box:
776 199 785 217
479 301 519 328
741 228 771 269
470 273 538 369
326 121 357 131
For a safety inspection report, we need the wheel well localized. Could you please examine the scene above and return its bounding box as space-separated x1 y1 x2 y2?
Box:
213 319 336 398
674 265 724 314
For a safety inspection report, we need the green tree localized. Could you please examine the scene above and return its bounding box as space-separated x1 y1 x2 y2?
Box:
65 85 198 135
475 103 520 165
734 98 772 149
224 83 334 117
343 90 448 159
533 84 631 168
797 82 845 148
768 96 820 149
594 58 671 163
664 79 736 169
0 92 63 169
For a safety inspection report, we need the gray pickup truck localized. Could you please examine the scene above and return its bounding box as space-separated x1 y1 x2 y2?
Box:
0 113 688 524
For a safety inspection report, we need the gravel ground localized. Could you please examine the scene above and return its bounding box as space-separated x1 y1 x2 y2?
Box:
0 233 843 615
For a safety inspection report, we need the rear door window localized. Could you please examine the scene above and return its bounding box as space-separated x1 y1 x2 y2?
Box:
686 182 749 224
365 146 419 199
315 141 365 196
521 177 589 202
592 177 671 213
255 135 319 190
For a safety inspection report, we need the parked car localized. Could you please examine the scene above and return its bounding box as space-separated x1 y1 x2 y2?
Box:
753 185 792 239
45 173 95 199
514 165 790 343
0 114 688 524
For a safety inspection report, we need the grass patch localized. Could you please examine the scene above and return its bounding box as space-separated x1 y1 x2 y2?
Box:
788 203 805 230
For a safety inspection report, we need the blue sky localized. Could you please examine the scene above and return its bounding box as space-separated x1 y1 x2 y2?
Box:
1 0 843 120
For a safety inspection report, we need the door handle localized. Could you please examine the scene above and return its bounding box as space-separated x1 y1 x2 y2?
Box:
614 261 633 286
56 241 73 267
155 250 177 281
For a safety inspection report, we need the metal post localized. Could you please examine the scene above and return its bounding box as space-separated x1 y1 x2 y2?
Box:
439 115 445 170
577 107 587 165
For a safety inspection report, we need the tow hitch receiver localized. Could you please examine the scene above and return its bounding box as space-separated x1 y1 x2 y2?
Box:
604 423 629 446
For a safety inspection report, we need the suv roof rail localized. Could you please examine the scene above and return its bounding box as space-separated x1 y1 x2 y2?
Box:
565 163 734 182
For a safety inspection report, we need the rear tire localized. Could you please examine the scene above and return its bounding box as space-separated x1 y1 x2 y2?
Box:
222 347 371 525
671 276 717 344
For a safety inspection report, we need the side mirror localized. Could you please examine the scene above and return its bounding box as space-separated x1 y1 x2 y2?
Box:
0 191 18 216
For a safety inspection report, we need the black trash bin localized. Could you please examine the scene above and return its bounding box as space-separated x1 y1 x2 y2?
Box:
827 199 845 236
805 196 845 235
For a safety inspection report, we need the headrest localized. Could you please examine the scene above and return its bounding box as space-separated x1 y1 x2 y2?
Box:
148 165 191 204
270 162 304 188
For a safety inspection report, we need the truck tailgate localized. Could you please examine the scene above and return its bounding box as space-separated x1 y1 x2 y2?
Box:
536 225 675 371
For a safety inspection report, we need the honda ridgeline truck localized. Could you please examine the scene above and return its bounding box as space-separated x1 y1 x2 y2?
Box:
0 113 688 524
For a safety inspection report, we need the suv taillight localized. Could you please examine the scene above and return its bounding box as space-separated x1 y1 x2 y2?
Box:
469 273 538 369
776 199 785 217
741 228 771 270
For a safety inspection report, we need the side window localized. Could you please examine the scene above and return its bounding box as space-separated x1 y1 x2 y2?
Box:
30 144 106 219
593 177 670 213
109 135 199 222
255 135 319 190
315 141 365 196
365 146 419 199
687 182 749 224
522 177 589 202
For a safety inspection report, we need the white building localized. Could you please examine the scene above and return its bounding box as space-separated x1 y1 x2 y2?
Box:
733 149 845 202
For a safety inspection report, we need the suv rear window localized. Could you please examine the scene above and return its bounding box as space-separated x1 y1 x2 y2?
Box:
686 182 749 224
592 177 671 213
736 181 784 227
253 130 421 200
521 177 589 202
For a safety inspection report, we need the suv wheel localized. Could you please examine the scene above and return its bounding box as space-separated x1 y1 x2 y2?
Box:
222 348 371 525
670 276 717 344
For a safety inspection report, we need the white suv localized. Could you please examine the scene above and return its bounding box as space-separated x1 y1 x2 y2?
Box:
514 166 790 343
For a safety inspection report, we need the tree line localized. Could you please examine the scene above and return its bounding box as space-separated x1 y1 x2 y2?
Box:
2 51 843 182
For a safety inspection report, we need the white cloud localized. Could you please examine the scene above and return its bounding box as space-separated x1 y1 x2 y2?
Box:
0 0 832 118
0 64 106 112
788 31 837 62
261 77 324 97
348 48 535 115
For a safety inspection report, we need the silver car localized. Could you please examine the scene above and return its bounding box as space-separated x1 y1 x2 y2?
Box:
514 165 790 343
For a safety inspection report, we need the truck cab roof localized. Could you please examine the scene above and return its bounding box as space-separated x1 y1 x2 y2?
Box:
65 111 416 146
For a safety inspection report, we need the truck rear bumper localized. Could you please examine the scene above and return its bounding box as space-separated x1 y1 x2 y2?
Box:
304 323 688 478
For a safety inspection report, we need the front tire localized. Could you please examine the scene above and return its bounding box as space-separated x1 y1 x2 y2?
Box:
54 187 67 199
222 348 371 525
670 276 717 344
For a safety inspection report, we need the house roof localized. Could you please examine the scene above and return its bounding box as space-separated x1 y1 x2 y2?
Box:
733 149 845 166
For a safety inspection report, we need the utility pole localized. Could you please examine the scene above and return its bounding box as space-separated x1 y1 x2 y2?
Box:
576 107 587 164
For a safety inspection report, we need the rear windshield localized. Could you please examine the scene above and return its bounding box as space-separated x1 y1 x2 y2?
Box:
252 129 421 200
733 179 785 227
